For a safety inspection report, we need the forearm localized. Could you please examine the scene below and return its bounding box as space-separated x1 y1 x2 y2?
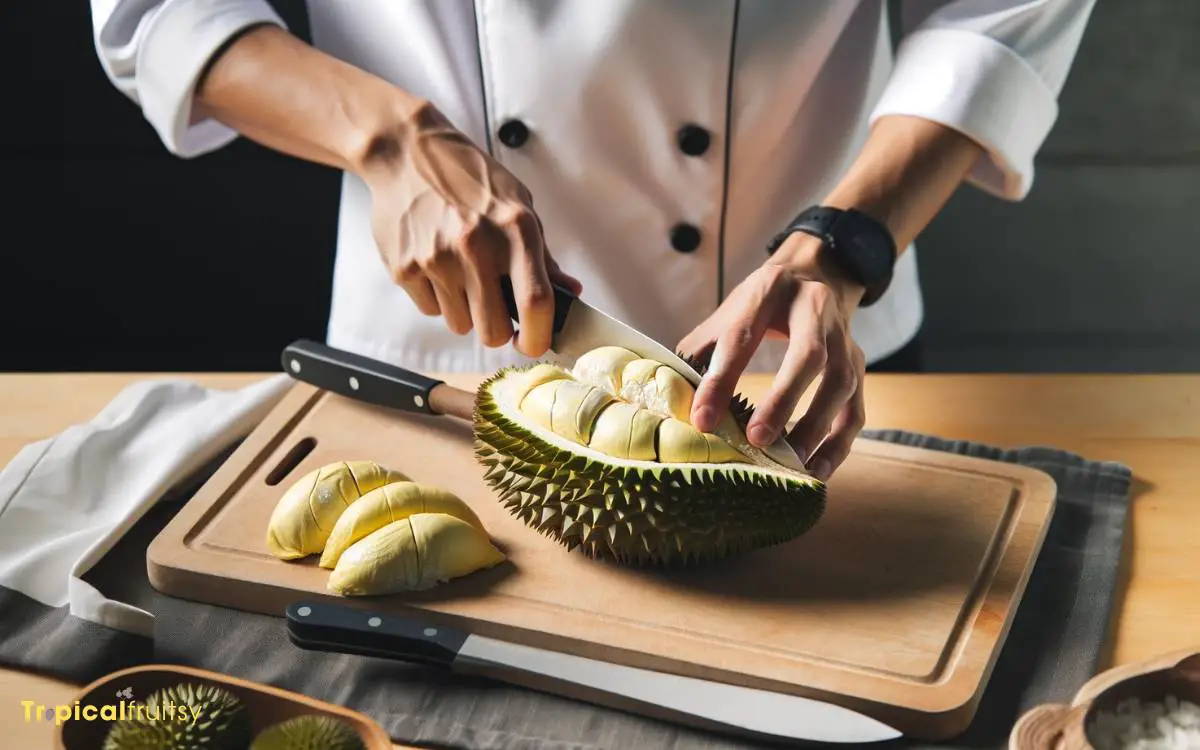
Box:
193 24 424 173
822 115 984 253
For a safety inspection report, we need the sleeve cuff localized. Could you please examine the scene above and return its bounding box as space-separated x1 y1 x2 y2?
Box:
869 27 1059 201
136 0 286 157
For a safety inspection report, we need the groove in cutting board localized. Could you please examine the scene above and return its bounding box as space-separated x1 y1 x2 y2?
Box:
148 382 1057 741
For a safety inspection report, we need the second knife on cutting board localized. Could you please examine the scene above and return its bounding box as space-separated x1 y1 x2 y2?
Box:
283 600 902 745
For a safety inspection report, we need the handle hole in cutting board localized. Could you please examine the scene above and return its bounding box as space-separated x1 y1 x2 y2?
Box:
265 437 317 486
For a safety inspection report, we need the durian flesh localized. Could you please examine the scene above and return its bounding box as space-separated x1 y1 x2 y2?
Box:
473 345 826 565
328 512 506 595
267 461 408 560
319 481 486 569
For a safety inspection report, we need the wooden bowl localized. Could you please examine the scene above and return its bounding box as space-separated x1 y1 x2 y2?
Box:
1009 647 1200 750
54 663 393 749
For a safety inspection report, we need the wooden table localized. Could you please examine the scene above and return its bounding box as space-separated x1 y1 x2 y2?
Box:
3 372 1198 748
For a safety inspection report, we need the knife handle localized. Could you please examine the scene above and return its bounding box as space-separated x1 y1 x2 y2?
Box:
499 276 576 334
281 339 473 420
285 601 467 669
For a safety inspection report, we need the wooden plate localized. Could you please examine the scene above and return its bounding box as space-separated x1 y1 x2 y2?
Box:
1009 647 1200 749
55 663 393 749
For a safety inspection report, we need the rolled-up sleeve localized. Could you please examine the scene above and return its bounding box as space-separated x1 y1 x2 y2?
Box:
89 0 287 157
870 0 1097 200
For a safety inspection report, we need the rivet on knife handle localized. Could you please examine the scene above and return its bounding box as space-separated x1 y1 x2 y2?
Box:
281 339 444 415
499 275 576 334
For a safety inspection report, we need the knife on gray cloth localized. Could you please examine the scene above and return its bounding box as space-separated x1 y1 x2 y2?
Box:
284 601 902 744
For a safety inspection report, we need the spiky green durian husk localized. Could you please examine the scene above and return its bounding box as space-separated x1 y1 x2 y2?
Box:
250 714 365 750
102 682 252 750
472 366 826 567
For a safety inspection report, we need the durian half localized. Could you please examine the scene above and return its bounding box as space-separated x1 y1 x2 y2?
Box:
472 345 826 566
102 682 252 750
250 714 365 750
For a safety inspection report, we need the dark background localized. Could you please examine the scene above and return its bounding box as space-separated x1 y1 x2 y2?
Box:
7 1 1199 373
6 0 328 372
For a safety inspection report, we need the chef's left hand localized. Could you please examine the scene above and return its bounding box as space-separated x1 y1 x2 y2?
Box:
676 234 866 482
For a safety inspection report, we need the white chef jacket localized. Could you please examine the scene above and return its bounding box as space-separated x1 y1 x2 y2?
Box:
89 0 1095 374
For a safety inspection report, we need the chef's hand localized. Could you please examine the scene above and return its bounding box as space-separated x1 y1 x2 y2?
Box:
359 103 581 357
676 234 866 482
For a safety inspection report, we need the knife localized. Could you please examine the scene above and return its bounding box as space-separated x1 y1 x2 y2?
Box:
280 276 806 470
284 600 902 745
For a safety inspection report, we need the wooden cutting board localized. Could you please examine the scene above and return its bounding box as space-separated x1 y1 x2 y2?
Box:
148 380 1057 741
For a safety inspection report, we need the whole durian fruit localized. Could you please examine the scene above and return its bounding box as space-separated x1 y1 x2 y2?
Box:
267 460 408 560
102 681 252 750
250 714 365 750
473 345 826 566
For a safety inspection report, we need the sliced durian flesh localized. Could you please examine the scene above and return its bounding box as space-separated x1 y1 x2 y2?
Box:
472 348 826 566
328 513 506 595
266 461 408 560
319 481 485 569
501 350 770 467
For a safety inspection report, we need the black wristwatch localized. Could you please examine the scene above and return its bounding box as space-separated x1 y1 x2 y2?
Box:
766 206 897 307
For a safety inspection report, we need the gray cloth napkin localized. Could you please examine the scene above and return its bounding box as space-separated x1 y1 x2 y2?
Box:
0 431 1132 750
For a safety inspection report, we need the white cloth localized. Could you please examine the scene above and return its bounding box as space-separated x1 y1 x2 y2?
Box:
0 375 290 636
87 0 1096 374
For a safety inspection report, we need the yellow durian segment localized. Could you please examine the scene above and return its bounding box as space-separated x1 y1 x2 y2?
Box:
510 363 570 403
589 402 664 459
588 402 638 457
571 346 639 394
319 482 484 569
657 418 711 463
619 359 661 395
520 379 561 431
550 380 613 445
327 513 506 595
408 512 506 589
653 365 695 421
266 460 407 560
629 408 666 461
703 433 746 463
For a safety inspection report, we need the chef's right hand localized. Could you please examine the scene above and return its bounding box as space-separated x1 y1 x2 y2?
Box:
357 102 582 358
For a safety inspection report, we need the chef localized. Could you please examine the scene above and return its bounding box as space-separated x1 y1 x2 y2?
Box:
87 0 1095 481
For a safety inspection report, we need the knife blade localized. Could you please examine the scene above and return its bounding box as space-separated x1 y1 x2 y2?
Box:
284 600 902 745
498 277 706 388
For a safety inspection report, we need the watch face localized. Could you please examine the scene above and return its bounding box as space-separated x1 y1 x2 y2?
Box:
839 221 893 281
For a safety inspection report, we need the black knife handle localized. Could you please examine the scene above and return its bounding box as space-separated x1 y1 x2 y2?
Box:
499 276 576 334
285 601 468 669
281 339 444 415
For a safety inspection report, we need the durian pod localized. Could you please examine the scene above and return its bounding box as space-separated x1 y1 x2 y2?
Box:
328 513 506 595
319 482 485 569
266 460 408 560
474 350 826 567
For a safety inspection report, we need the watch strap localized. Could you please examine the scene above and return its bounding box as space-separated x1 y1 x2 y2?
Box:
766 206 897 307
